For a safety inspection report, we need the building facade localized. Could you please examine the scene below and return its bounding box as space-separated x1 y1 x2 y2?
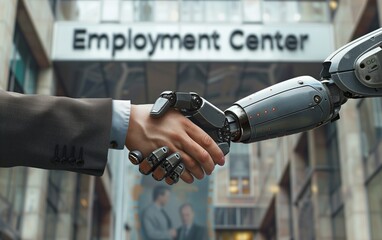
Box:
0 0 382 240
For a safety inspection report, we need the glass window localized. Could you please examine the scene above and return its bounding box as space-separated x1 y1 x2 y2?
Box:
90 179 110 240
180 0 205 22
9 25 38 94
214 207 258 228
120 1 134 22
263 0 329 23
358 98 382 177
0 167 27 233
67 0 101 22
325 123 342 194
324 124 347 240
49 0 58 17
295 133 311 181
242 0 262 22
297 185 315 240
367 169 382 239
229 143 251 196
204 1 241 22
216 231 254 240
72 174 91 240
134 0 179 22
332 207 346 240
44 171 64 240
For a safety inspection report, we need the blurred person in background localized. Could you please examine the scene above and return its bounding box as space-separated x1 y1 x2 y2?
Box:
141 185 177 240
176 203 208 240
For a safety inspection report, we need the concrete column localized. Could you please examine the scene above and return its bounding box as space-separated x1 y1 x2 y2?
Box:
337 100 371 240
21 168 49 240
0 0 17 89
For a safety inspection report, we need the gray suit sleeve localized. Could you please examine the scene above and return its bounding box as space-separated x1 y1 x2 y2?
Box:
0 90 113 176
142 208 172 239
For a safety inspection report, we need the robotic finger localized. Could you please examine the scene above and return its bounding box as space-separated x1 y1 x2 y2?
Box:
165 163 185 185
128 147 185 184
152 152 182 181
138 147 169 175
128 150 144 165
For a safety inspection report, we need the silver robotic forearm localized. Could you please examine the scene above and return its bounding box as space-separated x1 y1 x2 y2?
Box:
225 76 347 143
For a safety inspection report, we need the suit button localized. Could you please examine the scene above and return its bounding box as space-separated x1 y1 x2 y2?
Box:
110 141 118 148
68 146 76 165
76 147 85 166
61 145 68 164
51 144 60 164
76 159 84 166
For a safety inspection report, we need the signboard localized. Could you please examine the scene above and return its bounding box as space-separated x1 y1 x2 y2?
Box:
52 22 334 62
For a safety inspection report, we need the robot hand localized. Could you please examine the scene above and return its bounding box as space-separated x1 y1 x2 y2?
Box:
127 92 232 185
150 91 231 155
129 27 382 185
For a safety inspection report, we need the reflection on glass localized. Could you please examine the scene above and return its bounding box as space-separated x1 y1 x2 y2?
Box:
120 1 134 22
0 167 27 232
44 171 65 240
229 143 251 196
72 174 91 240
180 0 204 22
263 1 329 23
359 98 382 177
229 178 239 195
205 1 241 22
243 0 262 22
216 231 254 240
367 170 382 239
101 0 120 22
214 207 258 227
134 1 178 22
297 185 315 240
326 124 342 194
56 0 330 23
332 207 346 240
75 1 101 22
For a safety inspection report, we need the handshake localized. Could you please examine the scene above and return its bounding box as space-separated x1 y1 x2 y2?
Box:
125 91 233 185
124 76 341 185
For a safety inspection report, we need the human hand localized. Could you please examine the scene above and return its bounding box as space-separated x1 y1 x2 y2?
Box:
125 104 225 183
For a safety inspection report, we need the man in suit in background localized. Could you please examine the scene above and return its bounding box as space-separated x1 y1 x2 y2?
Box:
176 203 208 240
0 89 225 182
141 185 177 240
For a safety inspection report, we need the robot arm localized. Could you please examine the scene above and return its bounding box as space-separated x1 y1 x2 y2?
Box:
225 76 346 143
227 27 382 143
130 27 382 184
